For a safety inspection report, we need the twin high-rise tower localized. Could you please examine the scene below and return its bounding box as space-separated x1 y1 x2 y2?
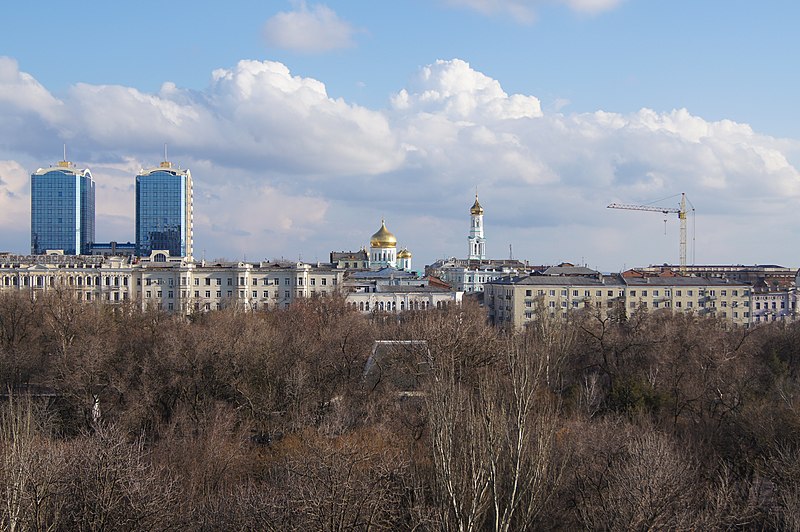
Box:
30 155 193 258
135 160 193 258
30 159 96 255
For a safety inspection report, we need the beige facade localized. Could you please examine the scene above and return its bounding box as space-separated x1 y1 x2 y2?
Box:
0 252 344 314
486 274 753 328
345 286 462 314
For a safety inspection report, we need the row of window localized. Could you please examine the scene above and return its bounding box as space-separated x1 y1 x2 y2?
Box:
521 287 749 298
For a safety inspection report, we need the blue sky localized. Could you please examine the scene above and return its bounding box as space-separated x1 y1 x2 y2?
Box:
1 0 799 270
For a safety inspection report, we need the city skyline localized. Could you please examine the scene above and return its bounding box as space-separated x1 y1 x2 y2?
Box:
1 2 799 270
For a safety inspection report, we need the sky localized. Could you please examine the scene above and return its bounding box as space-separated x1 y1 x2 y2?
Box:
1 0 799 271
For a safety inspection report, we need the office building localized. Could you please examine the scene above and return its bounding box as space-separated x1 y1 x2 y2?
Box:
136 160 193 258
30 160 95 255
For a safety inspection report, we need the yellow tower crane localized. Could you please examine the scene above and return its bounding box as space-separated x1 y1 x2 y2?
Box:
607 193 693 273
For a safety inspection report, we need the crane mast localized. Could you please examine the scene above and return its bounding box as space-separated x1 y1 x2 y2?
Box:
607 192 689 273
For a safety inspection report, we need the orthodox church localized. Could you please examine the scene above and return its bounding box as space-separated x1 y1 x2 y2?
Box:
369 219 412 271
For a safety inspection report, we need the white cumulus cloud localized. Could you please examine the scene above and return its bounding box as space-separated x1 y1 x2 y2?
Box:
0 55 798 269
263 2 356 52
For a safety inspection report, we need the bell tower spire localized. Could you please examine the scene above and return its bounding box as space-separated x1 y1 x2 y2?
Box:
468 192 486 260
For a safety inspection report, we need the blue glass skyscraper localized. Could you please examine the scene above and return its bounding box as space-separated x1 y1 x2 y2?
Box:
31 160 95 255
135 161 193 258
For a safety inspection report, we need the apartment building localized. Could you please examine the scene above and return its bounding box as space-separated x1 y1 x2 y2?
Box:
486 272 753 328
0 252 344 314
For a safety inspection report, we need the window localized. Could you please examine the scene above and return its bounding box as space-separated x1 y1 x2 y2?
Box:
194 291 199 298
596 290 602 296
157 290 162 298
285 290 290 298
630 290 636 296
311 278 316 286
653 290 659 296
526 289 532 297
146 290 151 298
194 278 199 285
205 290 211 298
642 290 648 297
572 290 579 297
168 291 173 299
263 291 268 298
205 278 211 286
285 278 290 285
322 278 327 286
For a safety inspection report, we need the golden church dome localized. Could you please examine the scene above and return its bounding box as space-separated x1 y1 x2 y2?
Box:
370 220 397 248
470 194 484 215
397 248 412 259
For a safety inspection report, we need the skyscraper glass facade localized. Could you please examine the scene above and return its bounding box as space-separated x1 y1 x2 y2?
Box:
135 162 193 257
30 162 95 255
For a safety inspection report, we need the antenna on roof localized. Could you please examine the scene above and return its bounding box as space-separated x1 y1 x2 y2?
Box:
57 144 71 168
160 144 173 169
509 244 513 260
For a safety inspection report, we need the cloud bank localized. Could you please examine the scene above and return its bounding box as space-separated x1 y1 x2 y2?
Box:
0 55 797 269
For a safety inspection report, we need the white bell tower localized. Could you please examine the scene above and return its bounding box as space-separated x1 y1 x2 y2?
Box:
468 193 486 260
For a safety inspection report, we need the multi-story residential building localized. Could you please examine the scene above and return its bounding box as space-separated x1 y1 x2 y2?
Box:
0 252 132 303
132 253 344 313
0 252 344 314
135 160 193 258
623 277 752 325
31 159 95 255
486 273 627 326
751 290 798 324
638 264 797 292
486 272 753 328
